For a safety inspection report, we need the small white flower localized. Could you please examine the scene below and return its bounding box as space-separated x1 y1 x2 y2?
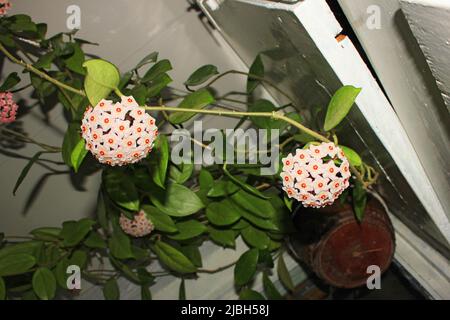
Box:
307 159 324 178
292 163 308 180
296 178 314 193
282 154 295 171
323 142 338 158
281 172 294 188
283 186 298 199
340 160 351 179
323 160 339 179
313 177 330 194
295 149 311 164
309 144 327 159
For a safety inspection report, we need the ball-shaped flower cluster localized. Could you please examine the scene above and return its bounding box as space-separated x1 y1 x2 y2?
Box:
81 96 158 166
119 211 154 237
0 92 18 124
0 0 11 16
281 142 351 208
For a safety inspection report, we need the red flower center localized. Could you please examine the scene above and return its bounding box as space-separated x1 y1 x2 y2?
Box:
127 98 133 103
284 177 289 181
313 165 318 170
127 141 132 146
318 183 323 188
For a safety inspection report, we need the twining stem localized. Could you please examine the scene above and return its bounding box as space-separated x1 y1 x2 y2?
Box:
0 42 85 97
143 105 329 143
199 70 297 106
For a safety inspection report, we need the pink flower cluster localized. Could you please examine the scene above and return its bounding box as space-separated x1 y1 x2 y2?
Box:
119 211 154 237
281 142 351 208
0 92 18 124
81 96 158 166
0 0 11 16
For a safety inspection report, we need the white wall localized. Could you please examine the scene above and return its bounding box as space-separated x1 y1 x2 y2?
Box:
0 0 246 235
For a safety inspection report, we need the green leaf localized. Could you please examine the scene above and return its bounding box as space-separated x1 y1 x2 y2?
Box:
109 229 134 259
324 85 361 131
185 64 219 86
33 52 55 69
234 249 259 286
84 231 107 249
149 135 169 189
248 100 285 129
103 278 120 300
142 205 177 233
242 211 278 231
70 250 88 269
247 55 264 93
207 180 240 197
0 34 15 48
208 227 236 248
12 151 43 195
206 199 242 226
134 52 158 70
199 169 214 190
168 220 207 241
152 241 197 274
353 180 367 222
339 145 362 167
70 139 88 173
96 190 109 231
263 272 283 300
231 190 275 218
36 244 61 267
241 225 270 250
150 183 204 217
104 169 140 211
169 162 194 184
129 84 147 105
60 218 95 247
293 132 316 144
147 73 172 98
32 268 56 300
223 165 270 199
179 279 186 300
118 71 133 90
179 246 203 268
0 72 21 91
65 43 86 75
0 241 42 260
169 89 215 124
277 254 294 292
8 14 37 33
62 123 81 167
30 227 61 241
239 288 265 300
83 59 120 106
0 253 36 276
0 277 5 300
141 59 172 84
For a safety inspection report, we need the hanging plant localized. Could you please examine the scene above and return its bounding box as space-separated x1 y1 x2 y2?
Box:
0 11 379 300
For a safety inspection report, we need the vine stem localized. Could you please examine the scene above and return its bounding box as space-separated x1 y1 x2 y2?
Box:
0 41 366 186
0 42 85 97
143 105 329 143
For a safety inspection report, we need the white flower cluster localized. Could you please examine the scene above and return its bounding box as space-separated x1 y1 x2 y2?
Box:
281 142 351 208
119 211 154 237
81 96 158 166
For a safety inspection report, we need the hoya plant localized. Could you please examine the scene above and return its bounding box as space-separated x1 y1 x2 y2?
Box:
0 11 378 300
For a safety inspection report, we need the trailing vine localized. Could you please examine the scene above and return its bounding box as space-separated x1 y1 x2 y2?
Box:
0 12 377 300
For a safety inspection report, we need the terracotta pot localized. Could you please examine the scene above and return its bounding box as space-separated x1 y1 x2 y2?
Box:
289 197 395 288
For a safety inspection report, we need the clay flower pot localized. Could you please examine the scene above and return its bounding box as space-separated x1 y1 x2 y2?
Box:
289 197 395 288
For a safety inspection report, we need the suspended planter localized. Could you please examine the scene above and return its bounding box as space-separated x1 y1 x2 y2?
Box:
289 197 395 288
